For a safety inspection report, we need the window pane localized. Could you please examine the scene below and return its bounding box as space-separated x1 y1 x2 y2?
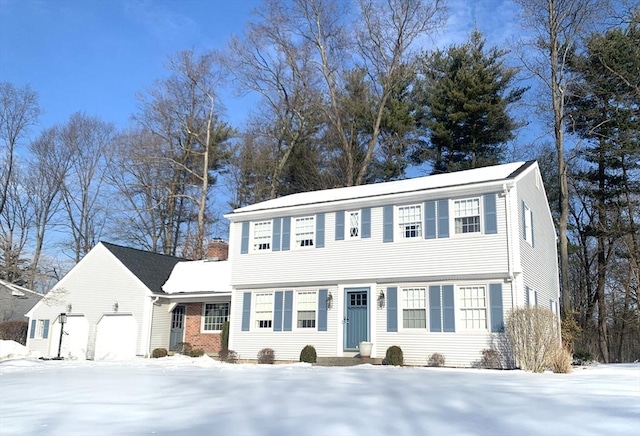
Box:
295 217 315 247
460 286 487 330
255 293 273 328
454 199 481 234
349 211 360 237
203 303 229 331
297 291 317 328
398 205 422 239
253 221 272 251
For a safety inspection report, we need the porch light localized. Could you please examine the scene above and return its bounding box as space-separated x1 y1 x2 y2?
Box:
67 303 72 313
113 302 119 312
326 292 333 310
377 290 385 309
57 313 67 359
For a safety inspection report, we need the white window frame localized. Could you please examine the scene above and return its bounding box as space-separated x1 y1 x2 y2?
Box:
254 293 274 329
295 290 318 329
348 210 360 239
401 287 427 329
202 302 229 332
294 216 315 248
397 204 423 240
36 319 46 339
458 285 488 331
252 220 272 252
454 198 481 235
527 286 537 307
523 203 533 245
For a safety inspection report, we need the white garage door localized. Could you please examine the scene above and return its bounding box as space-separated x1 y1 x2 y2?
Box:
49 315 89 360
94 314 138 360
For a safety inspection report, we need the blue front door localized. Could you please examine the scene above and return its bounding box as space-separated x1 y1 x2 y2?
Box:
344 288 369 350
169 305 185 351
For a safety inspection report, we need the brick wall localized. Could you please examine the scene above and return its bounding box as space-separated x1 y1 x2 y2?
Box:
183 303 222 353
206 239 228 261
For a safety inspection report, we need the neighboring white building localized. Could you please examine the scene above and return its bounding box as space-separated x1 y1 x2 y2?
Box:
25 242 185 360
224 161 560 366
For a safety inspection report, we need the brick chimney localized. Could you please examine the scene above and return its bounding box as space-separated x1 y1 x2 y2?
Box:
206 239 229 261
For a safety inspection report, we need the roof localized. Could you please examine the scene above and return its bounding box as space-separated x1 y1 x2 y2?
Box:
162 260 231 294
0 279 43 322
230 161 534 215
101 242 188 294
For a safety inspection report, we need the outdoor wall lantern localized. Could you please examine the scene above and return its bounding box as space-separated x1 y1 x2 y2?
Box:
57 313 67 359
113 302 119 312
377 290 385 309
67 303 72 313
326 292 333 310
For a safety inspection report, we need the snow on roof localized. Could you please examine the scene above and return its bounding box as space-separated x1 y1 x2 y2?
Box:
162 259 231 294
231 161 529 215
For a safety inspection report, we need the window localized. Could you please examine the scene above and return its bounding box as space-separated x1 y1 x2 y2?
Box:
398 205 422 239
296 291 317 328
37 320 46 338
253 221 272 251
30 319 49 339
203 303 229 331
295 216 315 247
348 211 360 238
459 286 487 330
255 293 273 328
402 287 426 328
454 198 481 234
523 203 533 245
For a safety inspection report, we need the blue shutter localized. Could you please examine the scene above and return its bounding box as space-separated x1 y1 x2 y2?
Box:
283 290 293 331
361 208 371 238
240 222 250 254
484 194 497 234
29 319 36 339
273 291 284 331
282 217 291 251
442 285 455 332
335 211 345 241
383 205 394 243
425 200 436 239
318 289 328 331
429 286 442 332
241 292 251 331
272 218 282 251
386 286 398 332
43 319 50 339
490 283 504 332
316 213 325 248
437 200 449 238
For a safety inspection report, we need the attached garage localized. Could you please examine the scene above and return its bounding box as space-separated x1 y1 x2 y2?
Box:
49 314 89 360
94 314 138 360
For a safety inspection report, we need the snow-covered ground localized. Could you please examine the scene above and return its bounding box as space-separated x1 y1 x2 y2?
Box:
1 340 638 436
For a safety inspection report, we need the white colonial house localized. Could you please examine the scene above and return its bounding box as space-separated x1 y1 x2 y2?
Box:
224 161 560 366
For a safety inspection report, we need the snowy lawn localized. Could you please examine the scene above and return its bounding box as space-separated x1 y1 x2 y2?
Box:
1 343 638 435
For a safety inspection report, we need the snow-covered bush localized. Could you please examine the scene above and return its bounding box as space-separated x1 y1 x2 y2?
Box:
428 353 445 367
299 345 317 363
258 348 275 364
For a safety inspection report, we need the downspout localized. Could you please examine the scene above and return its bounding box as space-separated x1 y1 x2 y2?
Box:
503 183 515 310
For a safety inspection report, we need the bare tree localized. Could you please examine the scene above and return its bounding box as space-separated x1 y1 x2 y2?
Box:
513 0 609 316
0 83 41 216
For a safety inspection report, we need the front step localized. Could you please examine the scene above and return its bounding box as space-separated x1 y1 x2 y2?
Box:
315 356 383 366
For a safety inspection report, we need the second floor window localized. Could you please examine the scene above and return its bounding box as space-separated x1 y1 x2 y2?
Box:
349 211 360 238
398 205 422 239
454 198 481 234
295 216 315 247
253 221 272 251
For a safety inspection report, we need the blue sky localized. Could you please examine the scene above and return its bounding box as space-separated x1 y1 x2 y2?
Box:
1 0 523 140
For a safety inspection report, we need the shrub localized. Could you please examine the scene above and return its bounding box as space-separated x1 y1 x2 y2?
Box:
299 345 317 363
561 311 581 352
550 345 572 374
480 349 503 369
0 320 28 345
505 306 560 373
427 353 445 367
152 348 168 358
573 350 594 366
257 348 275 364
221 321 230 351
218 349 238 363
188 348 205 357
384 346 403 366
175 342 192 354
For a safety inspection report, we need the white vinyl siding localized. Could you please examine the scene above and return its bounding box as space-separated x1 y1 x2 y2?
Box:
296 291 317 328
203 303 229 331
253 221 272 251
294 216 315 248
398 204 422 239
402 288 426 329
454 198 481 234
459 286 487 330
254 293 273 329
